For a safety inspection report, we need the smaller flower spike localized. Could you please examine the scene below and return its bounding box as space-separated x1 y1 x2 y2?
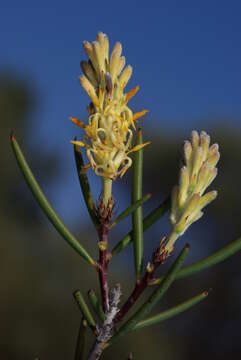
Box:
164 131 220 255
70 32 149 180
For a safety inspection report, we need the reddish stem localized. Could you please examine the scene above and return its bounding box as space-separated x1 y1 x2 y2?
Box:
98 223 109 312
114 267 154 323
114 246 169 323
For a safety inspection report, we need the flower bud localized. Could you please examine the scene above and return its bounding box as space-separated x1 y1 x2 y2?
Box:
167 130 220 254
119 65 133 88
183 140 193 173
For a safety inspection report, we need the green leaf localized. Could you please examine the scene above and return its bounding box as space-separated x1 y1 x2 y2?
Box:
151 236 241 285
110 196 170 258
132 290 208 331
110 193 151 228
73 290 96 331
110 244 189 344
74 144 100 230
74 318 88 360
132 128 144 280
87 289 106 323
10 134 96 267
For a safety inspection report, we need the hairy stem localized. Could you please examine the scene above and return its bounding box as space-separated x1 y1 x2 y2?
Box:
87 285 121 360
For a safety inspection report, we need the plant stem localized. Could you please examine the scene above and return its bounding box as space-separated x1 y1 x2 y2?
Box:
109 245 189 345
114 244 169 323
102 177 112 207
98 223 110 313
96 178 113 314
87 285 121 360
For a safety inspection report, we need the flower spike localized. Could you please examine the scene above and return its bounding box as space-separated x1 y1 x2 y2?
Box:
164 131 220 255
70 32 149 180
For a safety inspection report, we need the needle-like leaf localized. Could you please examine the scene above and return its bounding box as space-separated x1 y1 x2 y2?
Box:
150 236 241 285
132 290 208 331
110 193 151 228
87 289 106 323
73 290 96 332
132 128 144 280
10 134 96 267
74 318 88 360
74 144 100 230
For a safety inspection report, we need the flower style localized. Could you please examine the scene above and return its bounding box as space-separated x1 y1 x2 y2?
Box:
164 131 220 255
70 32 149 180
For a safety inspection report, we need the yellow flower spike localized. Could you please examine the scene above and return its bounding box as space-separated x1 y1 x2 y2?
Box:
165 130 220 255
69 116 86 128
133 110 149 122
70 33 148 181
125 85 140 103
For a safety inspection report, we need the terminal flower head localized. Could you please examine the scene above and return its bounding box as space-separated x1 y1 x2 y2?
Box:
164 131 220 255
70 32 149 180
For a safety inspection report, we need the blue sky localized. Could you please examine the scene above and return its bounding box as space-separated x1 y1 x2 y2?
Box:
2 0 241 222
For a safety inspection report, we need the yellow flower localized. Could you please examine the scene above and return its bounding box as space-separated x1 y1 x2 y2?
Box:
70 32 149 180
164 131 220 254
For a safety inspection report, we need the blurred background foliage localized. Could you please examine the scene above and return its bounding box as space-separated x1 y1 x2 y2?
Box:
1 71 241 360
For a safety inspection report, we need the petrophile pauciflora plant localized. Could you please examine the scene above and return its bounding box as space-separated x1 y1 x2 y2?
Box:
11 32 241 360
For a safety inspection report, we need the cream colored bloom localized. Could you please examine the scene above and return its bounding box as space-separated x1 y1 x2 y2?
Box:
164 131 220 254
70 32 149 180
